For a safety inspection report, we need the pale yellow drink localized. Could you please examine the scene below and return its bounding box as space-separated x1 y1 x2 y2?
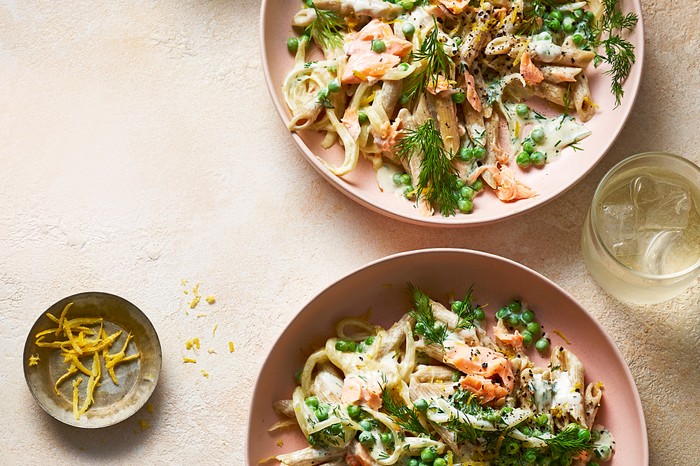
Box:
581 153 700 304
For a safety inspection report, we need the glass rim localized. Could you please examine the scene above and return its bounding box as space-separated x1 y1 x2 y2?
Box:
590 151 700 281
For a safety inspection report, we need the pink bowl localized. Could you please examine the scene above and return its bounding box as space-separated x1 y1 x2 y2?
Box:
247 248 648 464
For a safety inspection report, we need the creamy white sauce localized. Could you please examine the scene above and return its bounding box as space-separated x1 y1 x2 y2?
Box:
529 32 562 63
500 102 591 162
592 425 615 461
530 373 553 411
376 163 406 197
551 371 582 408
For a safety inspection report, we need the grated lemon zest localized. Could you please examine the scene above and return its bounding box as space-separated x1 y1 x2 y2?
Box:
182 357 197 364
28 355 40 366
228 341 235 353
185 337 201 350
205 296 216 305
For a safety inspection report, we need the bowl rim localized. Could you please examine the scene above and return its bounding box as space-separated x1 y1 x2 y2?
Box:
258 0 646 227
246 247 649 463
23 291 162 429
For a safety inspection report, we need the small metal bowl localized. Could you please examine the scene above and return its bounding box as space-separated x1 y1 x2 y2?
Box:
23 292 162 428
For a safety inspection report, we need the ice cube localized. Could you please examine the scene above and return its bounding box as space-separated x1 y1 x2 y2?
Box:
599 183 638 246
631 175 691 231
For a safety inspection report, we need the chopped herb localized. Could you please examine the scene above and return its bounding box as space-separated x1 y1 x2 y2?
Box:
305 6 345 50
403 17 453 102
543 424 593 456
452 286 484 330
381 386 429 435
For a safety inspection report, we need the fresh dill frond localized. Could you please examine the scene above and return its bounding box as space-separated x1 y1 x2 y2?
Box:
543 424 592 456
403 18 453 102
517 0 558 35
395 120 460 216
452 286 483 330
592 0 638 107
406 284 448 346
305 5 345 50
380 387 428 435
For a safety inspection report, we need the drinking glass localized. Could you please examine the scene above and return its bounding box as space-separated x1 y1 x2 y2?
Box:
581 152 700 304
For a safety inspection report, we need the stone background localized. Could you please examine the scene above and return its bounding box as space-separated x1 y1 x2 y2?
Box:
0 1 697 464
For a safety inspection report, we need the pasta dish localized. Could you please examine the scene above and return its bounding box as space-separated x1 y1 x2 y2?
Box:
269 285 615 465
282 0 637 216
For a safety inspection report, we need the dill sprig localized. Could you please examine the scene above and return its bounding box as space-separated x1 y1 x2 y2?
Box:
407 284 448 346
380 387 428 435
305 5 345 50
403 18 453 102
452 286 483 330
395 120 460 216
543 424 592 456
592 0 638 107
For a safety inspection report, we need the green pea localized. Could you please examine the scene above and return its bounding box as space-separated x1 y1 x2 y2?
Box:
507 301 522 313
458 146 473 161
453 36 462 46
393 173 403 186
526 321 541 336
470 179 483 191
380 432 393 444
496 307 510 320
371 39 386 53
402 22 416 38
327 63 337 73
364 336 375 346
329 423 343 435
407 460 420 466
572 33 585 46
327 79 341 93
522 449 538 463
345 340 356 352
522 140 535 154
420 446 438 462
516 151 531 167
335 340 348 351
358 431 374 445
521 310 535 323
535 337 550 352
434 459 447 466
578 428 591 443
452 371 461 382
287 37 299 54
458 198 473 213
358 111 369 124
530 128 545 143
347 404 361 419
547 18 561 31
522 330 533 347
486 411 501 423
400 173 411 185
591 429 601 441
472 145 486 159
550 10 564 22
586 11 595 24
460 186 475 200
305 396 319 408
500 406 513 415
399 62 410 71
452 91 466 104
516 103 529 117
400 0 415 10
359 419 373 431
563 16 575 33
452 300 464 312
503 438 520 454
414 398 429 412
536 413 549 426
307 433 318 446
530 151 546 166
316 406 329 421
317 87 329 101
474 308 485 321
573 9 584 20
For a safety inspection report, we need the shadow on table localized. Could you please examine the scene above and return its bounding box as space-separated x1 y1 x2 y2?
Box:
43 372 169 459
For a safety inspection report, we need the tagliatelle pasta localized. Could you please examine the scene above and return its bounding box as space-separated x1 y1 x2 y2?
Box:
269 285 615 465
282 0 636 217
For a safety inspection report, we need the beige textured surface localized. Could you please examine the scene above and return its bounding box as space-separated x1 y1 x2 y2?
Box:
0 1 698 465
